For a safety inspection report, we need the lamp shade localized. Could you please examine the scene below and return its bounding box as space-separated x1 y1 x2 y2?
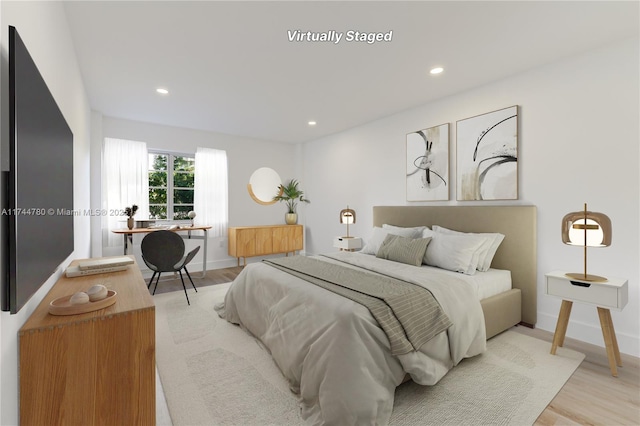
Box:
340 208 356 225
562 210 611 247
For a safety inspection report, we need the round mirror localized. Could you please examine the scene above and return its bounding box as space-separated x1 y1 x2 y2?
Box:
248 167 282 205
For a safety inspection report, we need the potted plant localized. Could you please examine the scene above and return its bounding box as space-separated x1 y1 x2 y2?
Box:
273 179 310 224
124 204 138 229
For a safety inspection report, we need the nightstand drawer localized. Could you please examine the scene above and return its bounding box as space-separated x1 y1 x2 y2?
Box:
333 237 362 250
545 272 628 310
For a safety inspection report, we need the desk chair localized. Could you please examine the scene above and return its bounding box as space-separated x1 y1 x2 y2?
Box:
141 230 200 305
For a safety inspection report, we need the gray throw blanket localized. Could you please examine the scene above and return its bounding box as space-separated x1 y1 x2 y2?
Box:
263 255 452 356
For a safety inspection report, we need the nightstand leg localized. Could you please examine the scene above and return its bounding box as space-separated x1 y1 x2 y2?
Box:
608 313 622 367
551 300 573 355
597 307 621 377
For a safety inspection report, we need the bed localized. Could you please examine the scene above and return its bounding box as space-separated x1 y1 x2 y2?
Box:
372 206 537 335
216 205 537 425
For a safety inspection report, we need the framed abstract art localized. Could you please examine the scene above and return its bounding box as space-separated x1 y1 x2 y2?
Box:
456 106 518 200
406 123 449 201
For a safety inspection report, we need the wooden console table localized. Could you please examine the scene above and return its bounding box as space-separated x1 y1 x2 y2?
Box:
112 225 211 277
19 256 155 426
229 225 303 266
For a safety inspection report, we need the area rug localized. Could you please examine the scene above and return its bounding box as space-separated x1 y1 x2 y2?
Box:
155 283 585 425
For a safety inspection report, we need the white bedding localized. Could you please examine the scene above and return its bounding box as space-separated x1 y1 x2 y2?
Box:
417 264 512 300
216 252 486 425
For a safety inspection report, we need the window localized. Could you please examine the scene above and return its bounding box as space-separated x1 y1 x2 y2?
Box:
148 151 195 220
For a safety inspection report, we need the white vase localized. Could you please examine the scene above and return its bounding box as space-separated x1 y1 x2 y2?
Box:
285 213 297 225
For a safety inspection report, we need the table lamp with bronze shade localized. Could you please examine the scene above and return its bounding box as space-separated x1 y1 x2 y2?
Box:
340 206 356 238
561 203 612 282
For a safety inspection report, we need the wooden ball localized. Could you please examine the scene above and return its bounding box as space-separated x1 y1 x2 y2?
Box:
87 284 108 302
70 292 90 305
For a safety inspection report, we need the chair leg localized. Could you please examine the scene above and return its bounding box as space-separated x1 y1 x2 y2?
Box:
178 270 190 305
148 272 157 290
183 267 197 292
153 273 162 295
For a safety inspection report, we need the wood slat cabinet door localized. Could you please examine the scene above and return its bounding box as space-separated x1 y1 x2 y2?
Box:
255 227 274 255
273 225 303 253
235 228 257 257
227 227 238 257
291 225 303 251
272 226 289 253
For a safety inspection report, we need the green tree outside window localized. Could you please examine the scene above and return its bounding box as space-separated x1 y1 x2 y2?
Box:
149 152 194 220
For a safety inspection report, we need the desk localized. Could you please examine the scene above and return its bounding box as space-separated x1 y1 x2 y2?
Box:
112 226 211 278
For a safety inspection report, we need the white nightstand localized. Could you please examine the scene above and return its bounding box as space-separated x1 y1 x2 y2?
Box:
333 237 362 252
545 270 628 376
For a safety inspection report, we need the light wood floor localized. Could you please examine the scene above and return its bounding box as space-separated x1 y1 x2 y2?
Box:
156 266 640 425
513 326 640 425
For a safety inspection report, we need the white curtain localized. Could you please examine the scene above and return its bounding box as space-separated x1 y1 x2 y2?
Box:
103 138 149 246
194 147 228 238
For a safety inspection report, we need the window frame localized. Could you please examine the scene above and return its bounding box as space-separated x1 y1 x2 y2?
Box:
148 149 195 222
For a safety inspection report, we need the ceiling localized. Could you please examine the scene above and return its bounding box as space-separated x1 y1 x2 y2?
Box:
63 1 639 144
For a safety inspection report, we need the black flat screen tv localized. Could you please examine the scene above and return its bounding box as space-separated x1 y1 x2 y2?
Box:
2 26 74 314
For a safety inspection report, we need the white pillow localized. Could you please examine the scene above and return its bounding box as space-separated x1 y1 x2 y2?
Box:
382 224 426 239
479 233 505 271
432 226 490 272
361 226 424 255
432 226 505 272
423 232 487 274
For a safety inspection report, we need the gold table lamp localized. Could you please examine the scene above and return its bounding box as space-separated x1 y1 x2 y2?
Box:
339 206 356 238
561 203 612 282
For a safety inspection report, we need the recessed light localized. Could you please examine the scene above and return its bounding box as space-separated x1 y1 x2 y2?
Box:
308 121 317 126
156 88 169 95
430 67 444 75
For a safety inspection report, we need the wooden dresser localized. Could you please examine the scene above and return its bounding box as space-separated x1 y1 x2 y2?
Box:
228 224 303 266
19 256 155 426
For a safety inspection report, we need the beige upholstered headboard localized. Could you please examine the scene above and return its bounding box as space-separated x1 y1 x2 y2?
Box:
373 205 537 326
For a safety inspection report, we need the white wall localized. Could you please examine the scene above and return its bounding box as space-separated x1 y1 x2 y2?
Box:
0 1 92 424
91 116 301 270
302 38 640 357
